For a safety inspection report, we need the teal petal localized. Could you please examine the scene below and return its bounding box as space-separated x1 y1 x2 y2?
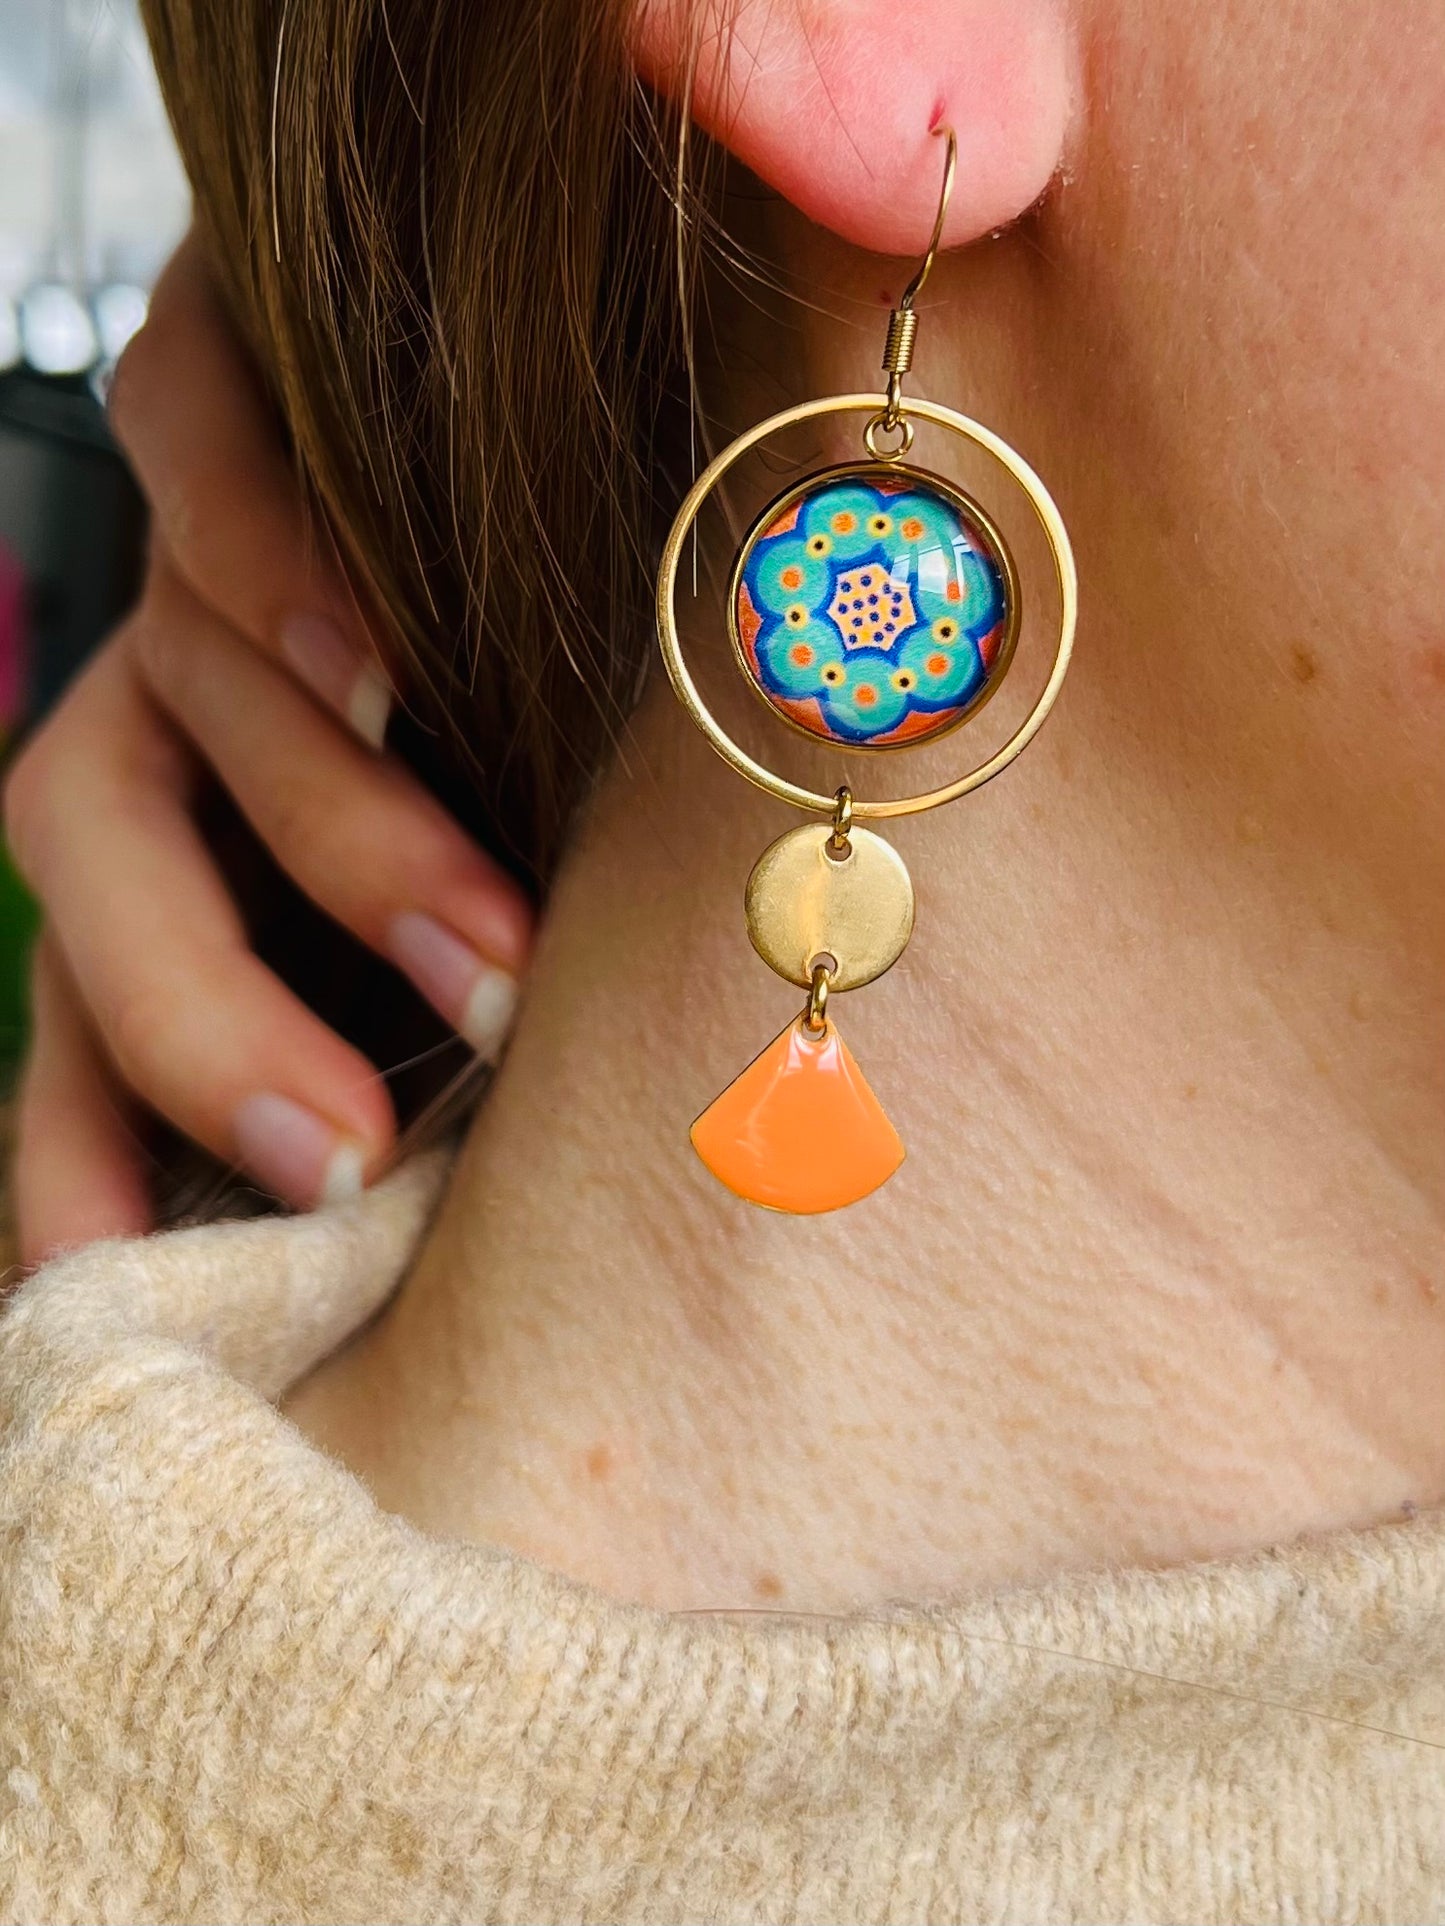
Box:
913 545 1004 632
755 615 842 699
897 628 986 707
798 484 885 562
746 537 831 616
883 492 959 551
816 649 911 740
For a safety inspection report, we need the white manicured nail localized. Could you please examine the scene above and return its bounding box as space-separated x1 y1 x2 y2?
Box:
388 911 519 1064
232 1091 368 1210
319 1140 367 1205
345 667 392 750
280 613 392 749
460 964 519 1061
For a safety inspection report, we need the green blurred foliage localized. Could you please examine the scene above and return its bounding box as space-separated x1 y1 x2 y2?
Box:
0 835 39 1092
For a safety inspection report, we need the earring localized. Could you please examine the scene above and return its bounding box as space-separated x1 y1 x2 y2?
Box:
656 128 1077 1215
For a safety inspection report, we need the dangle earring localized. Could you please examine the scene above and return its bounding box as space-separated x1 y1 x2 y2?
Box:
656 128 1077 1215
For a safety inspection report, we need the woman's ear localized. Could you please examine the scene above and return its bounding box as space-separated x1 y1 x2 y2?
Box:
631 0 1071 257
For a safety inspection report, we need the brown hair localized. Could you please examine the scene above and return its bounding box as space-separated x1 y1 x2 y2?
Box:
139 0 694 878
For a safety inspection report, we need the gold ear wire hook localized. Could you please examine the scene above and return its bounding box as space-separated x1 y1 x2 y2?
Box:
900 125 958 310
875 126 957 449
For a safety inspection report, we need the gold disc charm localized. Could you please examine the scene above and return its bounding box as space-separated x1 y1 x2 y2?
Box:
745 822 915 991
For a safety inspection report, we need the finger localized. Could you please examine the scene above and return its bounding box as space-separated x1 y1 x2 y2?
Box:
4 637 396 1209
106 231 392 746
136 566 530 1060
13 938 155 1266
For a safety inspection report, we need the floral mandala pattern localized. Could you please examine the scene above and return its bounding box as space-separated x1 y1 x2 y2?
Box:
733 469 1011 748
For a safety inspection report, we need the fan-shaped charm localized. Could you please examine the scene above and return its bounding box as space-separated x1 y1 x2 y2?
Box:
691 1017 904 1214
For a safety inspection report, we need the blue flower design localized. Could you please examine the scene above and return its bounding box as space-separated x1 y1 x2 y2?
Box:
738 473 1008 745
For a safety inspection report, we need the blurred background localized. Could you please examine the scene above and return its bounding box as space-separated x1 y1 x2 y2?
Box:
0 0 187 1107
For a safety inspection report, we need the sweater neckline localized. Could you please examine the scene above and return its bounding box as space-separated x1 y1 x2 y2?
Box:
4 1153 1442 1724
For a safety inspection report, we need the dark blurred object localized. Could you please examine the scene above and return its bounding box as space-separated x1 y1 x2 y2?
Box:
0 365 143 718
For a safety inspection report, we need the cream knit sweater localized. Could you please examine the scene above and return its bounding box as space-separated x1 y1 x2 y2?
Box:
0 1158 1441 1925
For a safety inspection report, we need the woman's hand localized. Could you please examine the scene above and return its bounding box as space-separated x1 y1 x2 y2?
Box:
3 235 530 1264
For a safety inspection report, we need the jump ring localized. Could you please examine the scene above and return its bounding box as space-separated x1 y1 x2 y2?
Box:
830 785 854 849
863 411 914 462
805 961 830 1032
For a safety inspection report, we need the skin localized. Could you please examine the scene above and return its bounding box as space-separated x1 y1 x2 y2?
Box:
15 0 1445 1609
287 0 1445 1611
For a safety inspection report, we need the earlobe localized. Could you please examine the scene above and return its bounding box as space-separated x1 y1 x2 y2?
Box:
631 0 1070 257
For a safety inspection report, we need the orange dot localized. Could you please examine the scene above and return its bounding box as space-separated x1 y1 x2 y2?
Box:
945 581 962 602
927 653 949 676
790 643 814 667
855 685 878 707
831 512 856 533
901 518 925 540
780 566 803 589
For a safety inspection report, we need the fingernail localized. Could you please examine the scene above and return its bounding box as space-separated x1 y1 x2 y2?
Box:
232 1091 368 1210
279 613 392 750
388 911 519 1062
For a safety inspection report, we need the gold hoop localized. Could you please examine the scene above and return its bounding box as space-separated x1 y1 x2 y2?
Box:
655 393 1078 821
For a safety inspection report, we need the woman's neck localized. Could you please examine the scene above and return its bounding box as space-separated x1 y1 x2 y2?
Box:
289 690 1444 1611
286 215 1445 1612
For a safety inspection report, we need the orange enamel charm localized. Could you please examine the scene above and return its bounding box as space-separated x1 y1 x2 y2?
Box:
691 1017 904 1215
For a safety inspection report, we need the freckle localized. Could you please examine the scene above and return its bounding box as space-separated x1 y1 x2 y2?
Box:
1065 1465 1109 1505
1289 645 1319 685
1348 987 1369 1022
753 1570 784 1601
1419 648 1445 688
585 1443 614 1482
1419 1274 1440 1306
1182 1082 1199 1101
1372 1281 1390 1308
998 1409 1040 1438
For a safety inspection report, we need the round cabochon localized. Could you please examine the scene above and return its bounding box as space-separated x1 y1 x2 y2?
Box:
730 464 1017 749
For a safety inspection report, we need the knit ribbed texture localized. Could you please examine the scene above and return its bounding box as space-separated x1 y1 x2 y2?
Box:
0 1158 1441 1925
